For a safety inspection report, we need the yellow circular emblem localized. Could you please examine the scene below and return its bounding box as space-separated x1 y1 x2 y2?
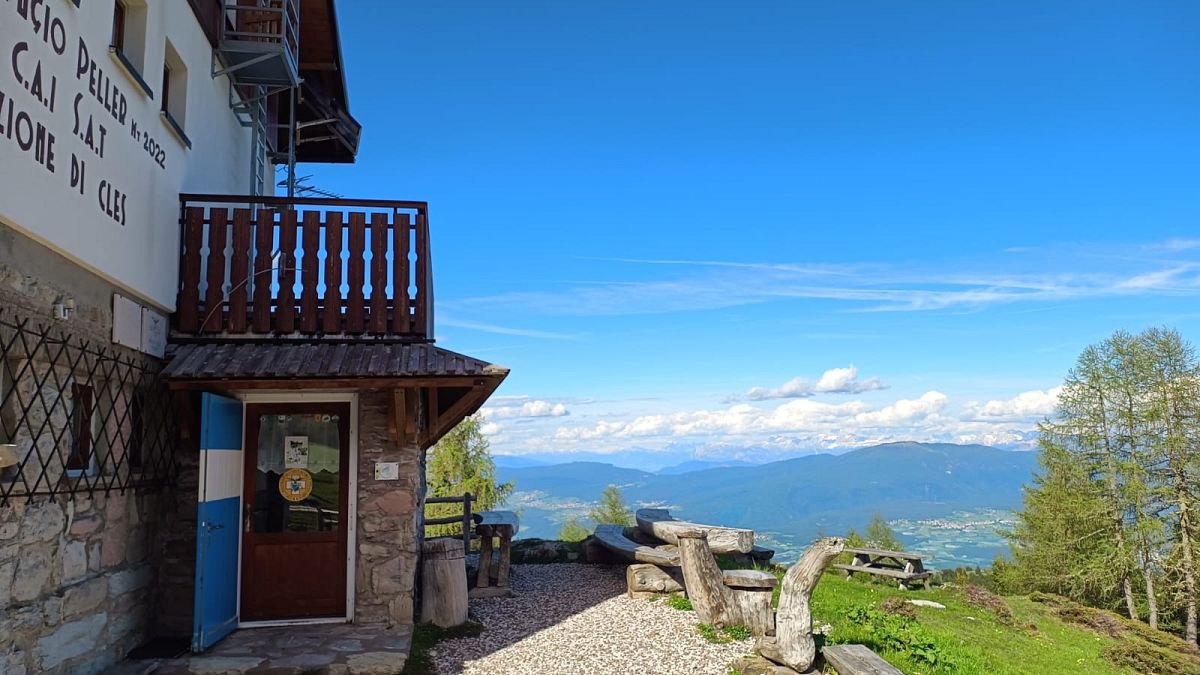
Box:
278 468 314 502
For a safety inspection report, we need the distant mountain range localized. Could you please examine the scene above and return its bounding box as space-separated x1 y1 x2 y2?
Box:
496 442 1039 568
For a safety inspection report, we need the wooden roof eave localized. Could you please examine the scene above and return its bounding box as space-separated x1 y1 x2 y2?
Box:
420 369 508 449
165 371 508 393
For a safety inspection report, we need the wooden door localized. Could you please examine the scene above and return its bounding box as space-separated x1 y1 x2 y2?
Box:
193 393 243 650
241 403 350 622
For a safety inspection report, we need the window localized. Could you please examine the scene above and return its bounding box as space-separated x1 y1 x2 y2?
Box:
161 39 190 146
108 0 150 97
160 64 171 114
112 2 126 53
67 383 95 474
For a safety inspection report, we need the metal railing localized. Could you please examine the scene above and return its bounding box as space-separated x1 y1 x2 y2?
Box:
0 308 181 505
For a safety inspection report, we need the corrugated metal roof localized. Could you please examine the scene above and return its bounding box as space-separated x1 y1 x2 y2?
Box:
162 342 505 381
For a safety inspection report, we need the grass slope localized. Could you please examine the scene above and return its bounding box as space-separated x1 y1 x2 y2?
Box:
808 575 1200 674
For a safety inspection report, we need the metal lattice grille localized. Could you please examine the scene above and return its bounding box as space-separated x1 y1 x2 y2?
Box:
0 308 180 505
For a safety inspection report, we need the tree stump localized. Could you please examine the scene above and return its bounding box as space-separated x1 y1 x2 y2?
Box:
756 537 844 673
420 537 469 627
676 528 776 636
627 563 685 598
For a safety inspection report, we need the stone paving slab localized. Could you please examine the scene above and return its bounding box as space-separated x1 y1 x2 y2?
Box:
110 623 411 675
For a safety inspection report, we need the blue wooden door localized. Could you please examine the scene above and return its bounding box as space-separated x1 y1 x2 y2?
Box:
192 393 244 652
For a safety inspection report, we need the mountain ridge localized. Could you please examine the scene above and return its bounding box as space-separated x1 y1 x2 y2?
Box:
497 441 1037 567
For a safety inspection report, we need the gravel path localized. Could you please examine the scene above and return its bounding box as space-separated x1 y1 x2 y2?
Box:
431 563 755 675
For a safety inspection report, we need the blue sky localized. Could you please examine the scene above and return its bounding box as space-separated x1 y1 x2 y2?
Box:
318 2 1200 460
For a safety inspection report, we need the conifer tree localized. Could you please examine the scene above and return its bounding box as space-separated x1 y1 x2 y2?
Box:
558 516 590 542
425 415 514 537
589 485 634 526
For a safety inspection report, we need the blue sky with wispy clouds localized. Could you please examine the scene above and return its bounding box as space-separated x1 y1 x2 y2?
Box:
319 2 1200 460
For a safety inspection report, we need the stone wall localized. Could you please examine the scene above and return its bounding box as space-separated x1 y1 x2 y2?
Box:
0 492 165 674
1 231 169 673
153 409 201 638
355 390 422 626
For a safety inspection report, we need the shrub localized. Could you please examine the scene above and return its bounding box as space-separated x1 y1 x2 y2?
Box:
844 605 950 669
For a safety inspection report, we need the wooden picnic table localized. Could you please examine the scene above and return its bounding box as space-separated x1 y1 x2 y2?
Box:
471 510 519 597
832 546 931 590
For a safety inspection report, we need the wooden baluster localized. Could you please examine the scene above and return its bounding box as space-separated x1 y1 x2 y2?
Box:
276 210 298 333
227 209 251 333
346 212 366 334
392 212 411 334
177 207 205 332
322 211 344 333
413 210 430 338
202 208 229 333
299 211 320 333
251 209 274 333
369 213 388 333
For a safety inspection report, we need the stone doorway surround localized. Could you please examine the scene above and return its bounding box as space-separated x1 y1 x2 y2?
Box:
107 623 412 674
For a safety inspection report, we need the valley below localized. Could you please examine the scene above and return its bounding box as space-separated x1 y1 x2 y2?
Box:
496 442 1034 569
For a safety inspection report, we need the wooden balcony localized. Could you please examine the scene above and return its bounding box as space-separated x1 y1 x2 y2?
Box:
174 195 433 342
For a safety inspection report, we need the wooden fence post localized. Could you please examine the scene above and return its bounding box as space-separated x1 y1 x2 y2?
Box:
462 492 474 552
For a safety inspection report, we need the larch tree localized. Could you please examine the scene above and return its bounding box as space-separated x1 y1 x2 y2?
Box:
425 415 514 537
558 516 591 543
1011 327 1200 642
589 485 634 526
1143 328 1200 642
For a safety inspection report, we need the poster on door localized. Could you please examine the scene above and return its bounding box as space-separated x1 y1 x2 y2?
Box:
284 436 310 469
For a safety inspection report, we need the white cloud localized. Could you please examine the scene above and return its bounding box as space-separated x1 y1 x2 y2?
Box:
964 387 1062 420
744 366 887 401
481 398 570 420
445 245 1200 317
552 392 945 444
852 391 948 426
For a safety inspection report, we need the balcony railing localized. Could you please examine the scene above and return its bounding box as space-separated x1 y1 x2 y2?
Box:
215 0 301 86
174 195 433 341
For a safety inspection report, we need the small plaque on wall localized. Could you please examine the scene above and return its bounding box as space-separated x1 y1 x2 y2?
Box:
374 462 400 480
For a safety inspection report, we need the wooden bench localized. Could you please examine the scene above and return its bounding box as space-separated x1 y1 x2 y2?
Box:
593 524 681 566
833 546 931 590
470 510 519 598
823 644 903 675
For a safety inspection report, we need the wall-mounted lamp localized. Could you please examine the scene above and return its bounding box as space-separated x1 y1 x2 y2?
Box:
0 444 18 471
52 296 75 321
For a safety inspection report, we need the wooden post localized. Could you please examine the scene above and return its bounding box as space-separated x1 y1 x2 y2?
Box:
476 526 493 590
462 491 473 553
496 533 512 588
757 537 845 673
676 528 733 627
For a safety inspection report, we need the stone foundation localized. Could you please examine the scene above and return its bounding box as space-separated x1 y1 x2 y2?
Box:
1 492 165 674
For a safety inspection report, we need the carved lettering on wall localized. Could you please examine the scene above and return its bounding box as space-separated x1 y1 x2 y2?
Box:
2 0 179 229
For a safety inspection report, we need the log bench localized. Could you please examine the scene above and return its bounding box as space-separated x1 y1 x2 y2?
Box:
470 510 519 598
832 546 931 590
822 644 903 675
593 522 779 636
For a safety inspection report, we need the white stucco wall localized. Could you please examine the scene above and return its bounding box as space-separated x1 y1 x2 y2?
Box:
0 0 255 311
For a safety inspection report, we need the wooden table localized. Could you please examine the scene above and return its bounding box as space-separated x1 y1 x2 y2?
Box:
471 510 519 598
833 547 931 590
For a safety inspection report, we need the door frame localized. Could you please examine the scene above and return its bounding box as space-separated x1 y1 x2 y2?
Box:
236 391 359 627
